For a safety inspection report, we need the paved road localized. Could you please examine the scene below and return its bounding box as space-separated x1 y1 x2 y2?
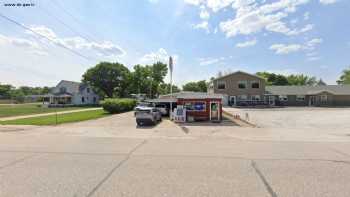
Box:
1 112 350 197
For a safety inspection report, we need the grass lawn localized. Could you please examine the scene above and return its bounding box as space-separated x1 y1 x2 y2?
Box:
0 104 91 118
0 109 109 125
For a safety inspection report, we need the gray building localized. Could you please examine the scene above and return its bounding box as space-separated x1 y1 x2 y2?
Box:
266 85 350 106
209 71 350 107
208 71 266 106
44 80 99 106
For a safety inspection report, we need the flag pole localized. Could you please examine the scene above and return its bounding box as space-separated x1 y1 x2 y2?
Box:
169 56 173 119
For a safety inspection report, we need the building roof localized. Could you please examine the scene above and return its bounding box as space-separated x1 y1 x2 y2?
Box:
266 85 350 95
52 80 90 95
160 91 223 99
213 70 265 81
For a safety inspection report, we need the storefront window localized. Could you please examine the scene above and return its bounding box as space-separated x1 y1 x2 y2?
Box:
184 102 206 111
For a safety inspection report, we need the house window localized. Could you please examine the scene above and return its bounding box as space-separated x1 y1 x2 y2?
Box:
59 87 67 93
238 81 247 89
184 102 206 111
238 95 248 101
82 97 85 103
87 88 90 93
296 95 305 102
93 97 97 103
279 95 288 101
252 95 261 101
217 81 226 90
251 81 260 89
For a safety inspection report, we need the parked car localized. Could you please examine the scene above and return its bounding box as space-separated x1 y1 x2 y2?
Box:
135 107 162 126
134 102 155 116
155 104 169 116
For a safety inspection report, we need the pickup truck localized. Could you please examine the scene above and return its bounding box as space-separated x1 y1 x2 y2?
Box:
135 107 162 126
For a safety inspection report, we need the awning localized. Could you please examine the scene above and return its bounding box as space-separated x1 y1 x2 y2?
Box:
146 98 177 103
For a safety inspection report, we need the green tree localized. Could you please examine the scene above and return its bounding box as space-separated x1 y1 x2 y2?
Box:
130 65 152 95
82 62 131 98
337 68 350 84
0 83 14 98
158 83 181 95
256 72 289 85
130 62 168 98
9 89 25 103
182 80 208 92
149 62 168 98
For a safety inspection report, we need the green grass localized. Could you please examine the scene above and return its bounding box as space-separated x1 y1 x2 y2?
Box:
0 104 91 118
0 109 109 125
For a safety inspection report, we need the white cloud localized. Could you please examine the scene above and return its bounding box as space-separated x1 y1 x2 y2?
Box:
270 38 323 55
319 0 337 5
206 0 235 12
199 8 210 20
140 48 178 64
0 34 46 56
193 21 210 33
219 0 313 38
307 56 321 61
270 44 303 54
184 0 204 6
26 25 125 57
236 39 257 48
148 0 159 3
198 56 232 66
185 0 315 38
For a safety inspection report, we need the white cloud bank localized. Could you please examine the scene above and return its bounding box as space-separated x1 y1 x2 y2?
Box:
269 38 323 55
140 48 178 65
236 39 257 48
319 0 337 5
26 25 126 58
184 0 337 37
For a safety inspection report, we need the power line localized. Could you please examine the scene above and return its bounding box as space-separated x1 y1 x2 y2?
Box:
0 12 97 62
35 3 95 44
49 0 104 42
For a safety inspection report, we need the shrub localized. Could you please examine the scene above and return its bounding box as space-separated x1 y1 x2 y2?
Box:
100 98 137 114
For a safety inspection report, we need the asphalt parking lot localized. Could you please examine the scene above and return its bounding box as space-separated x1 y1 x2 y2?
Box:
1 111 350 196
224 107 350 131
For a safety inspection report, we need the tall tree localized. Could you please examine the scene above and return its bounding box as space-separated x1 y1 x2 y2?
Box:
0 83 14 98
82 62 131 98
158 83 181 95
182 80 208 92
337 68 350 84
150 62 168 98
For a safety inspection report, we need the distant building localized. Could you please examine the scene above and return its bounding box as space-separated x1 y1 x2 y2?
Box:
43 80 99 106
209 71 350 107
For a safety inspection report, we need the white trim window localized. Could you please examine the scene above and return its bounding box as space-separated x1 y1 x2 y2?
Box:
217 81 226 90
238 95 248 101
251 81 260 89
251 95 261 101
296 95 305 102
279 95 288 102
238 81 247 89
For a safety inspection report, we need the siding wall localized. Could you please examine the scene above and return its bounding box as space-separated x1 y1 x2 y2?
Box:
213 72 266 100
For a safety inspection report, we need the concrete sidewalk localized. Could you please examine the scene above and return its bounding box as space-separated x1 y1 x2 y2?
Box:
0 107 102 121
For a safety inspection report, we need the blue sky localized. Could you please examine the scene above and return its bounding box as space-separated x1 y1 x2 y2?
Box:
0 0 349 87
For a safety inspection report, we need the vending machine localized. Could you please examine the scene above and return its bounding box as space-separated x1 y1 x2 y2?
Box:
173 105 186 123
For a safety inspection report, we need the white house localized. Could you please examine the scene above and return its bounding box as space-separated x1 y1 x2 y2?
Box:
44 80 99 106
